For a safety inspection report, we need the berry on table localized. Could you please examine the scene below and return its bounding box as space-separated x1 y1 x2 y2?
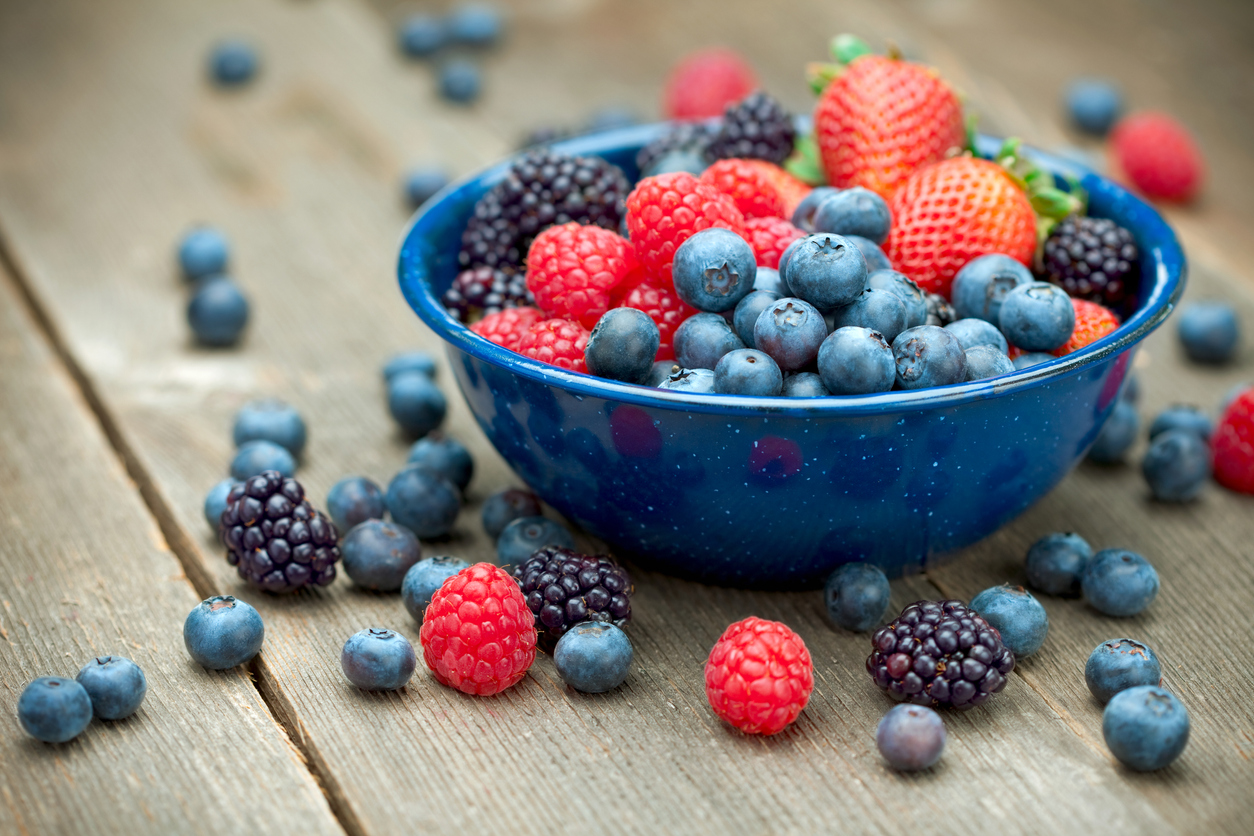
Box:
183 595 265 669
1088 400 1140 464
817 326 895 395
1213 388 1254 493
950 254 1034 324
705 91 796 166
402 555 470 622
754 297 827 372
658 367 716 393
387 370 448 437
525 222 637 329
481 488 542 540
204 478 240 529
892 326 967 390
674 312 746 371
784 233 869 312
1025 532 1092 596
403 166 450 208
662 47 757 120
829 288 908 344
497 515 574 568
1149 405 1212 442
325 476 386 533
385 465 460 540
512 546 632 649
705 617 813 735
584 307 660 384
230 439 296 481
407 435 474 492
18 678 94 743
1064 78 1123 136
672 227 757 312
398 14 447 58
1085 638 1162 704
1142 429 1211 502
1102 685 1189 770
969 585 1049 658
714 348 783 396
76 656 147 720
812 187 891 245
963 345 1015 381
221 472 340 591
1053 298 1120 356
419 562 537 695
447 3 503 46
1082 549 1159 617
1177 301 1240 364
1041 216 1140 312
341 520 422 592
178 226 229 281
1111 112 1204 202
470 305 545 351
438 59 481 104
553 622 634 693
999 282 1076 352
208 39 259 87
233 398 307 458
341 629 417 691
824 562 890 632
187 276 249 347
382 351 437 382
624 172 746 282
876 704 946 771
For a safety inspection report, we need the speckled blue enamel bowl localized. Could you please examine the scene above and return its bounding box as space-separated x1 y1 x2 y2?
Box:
399 126 1185 589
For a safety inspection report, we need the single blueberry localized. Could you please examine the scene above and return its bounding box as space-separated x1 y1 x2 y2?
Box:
403 166 450 209
177 227 229 281
970 585 1049 658
438 59 481 103
402 555 470 621
733 290 781 348
1065 78 1123 136
1088 401 1140 463
1142 428 1210 502
388 370 447 437
183 596 265 670
1086 639 1162 704
791 186 840 232
341 629 417 691
777 237 804 286
585 308 660 383
829 287 908 343
785 234 868 311
673 313 745 370
951 254 1034 323
672 228 757 313
812 187 891 244
1012 351 1056 370
341 520 422 591
407 435 474 492
845 235 891 273
876 704 946 771
867 270 927 328
497 516 574 568
643 360 678 389
188 277 249 347
755 297 828 371
783 371 828 397
482 488 542 540
1025 532 1093 596
386 465 460 539
553 622 634 693
1082 549 1159 617
891 326 967 390
657 367 716 393
752 267 786 296
1102 685 1189 771
713 349 783 396
398 15 447 57
817 326 895 395
208 39 258 87
230 439 295 481
964 345 1015 381
17 678 94 743
204 478 240 529
76 656 147 720
233 398 307 457
1177 301 1240 364
382 351 437 382
1148 404 1212 442
326 476 387 532
447 3 504 45
944 318 1009 354
999 282 1076 352
824 562 890 631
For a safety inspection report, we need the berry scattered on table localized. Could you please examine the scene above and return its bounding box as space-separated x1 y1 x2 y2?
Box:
1085 638 1162 704
230 439 296 481
403 166 451 208
497 515 575 568
672 227 758 312
386 464 460 540
221 472 340 591
1176 301 1240 365
525 222 638 329
512 546 632 649
18 677 94 743
387 370 448 437
75 656 147 720
1087 400 1140 464
1081 548 1159 617
818 326 895 395
553 622 634 693
446 3 504 47
341 520 422 592
969 585 1048 659
663 47 758 120
705 91 796 166
1064 78 1123 136
438 59 482 104
824 562 890 632
625 172 746 282
481 488 543 540
204 478 241 530
178 226 229 281
325 476 386 533
517 317 591 373
998 282 1076 352
1111 112 1204 202
208 39 259 87
713 348 783 396
382 351 437 382
398 14 447 58
1148 404 1212 442
743 216 806 270
876 704 946 771
402 555 470 622
341 628 417 691
705 616 813 735
187 276 250 347
1102 685 1190 771
674 312 745 371
1142 428 1211 502
584 307 660 384
1041 216 1140 312
183 595 265 669
233 398 307 458
407 435 475 492
1025 532 1092 596
470 305 545 350
1213 387 1254 493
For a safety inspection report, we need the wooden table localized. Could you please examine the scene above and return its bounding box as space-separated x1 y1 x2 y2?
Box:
2 0 1252 833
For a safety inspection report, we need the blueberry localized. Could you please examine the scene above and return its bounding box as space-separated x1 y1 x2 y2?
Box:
178 227 229 281
326 476 387 532
497 515 574 568
951 254 1034 323
643 360 678 389
76 656 147 720
829 288 908 343
672 228 758 313
1142 428 1211 502
673 313 745 370
585 308 660 383
402 555 470 621
944 318 1009 354
188 276 249 347
751 267 786 296
876 704 946 771
1102 685 1189 771
382 351 437 382
777 237 804 285
1086 639 1162 704
1148 404 1212 441
387 370 447 437
791 186 840 231
1088 401 1140 463
999 282 1076 352
341 520 422 591
230 439 296 481
407 435 475 492
867 270 927 329
204 478 240 529
970 585 1049 658
1025 532 1092 596
657 367 716 393
438 59 481 104
1082 549 1159 617
398 15 447 57
553 622 634 693
1012 351 1056 370
233 398 307 457
782 371 829 397
385 465 460 539
208 39 259 87
713 348 783 396
817 327 895 395
733 290 781 347
845 235 891 273
964 345 1015 381
1177 301 1240 364
785 234 869 311
183 595 265 670
892 326 967 390
824 562 890 631
755 297 828 371
341 629 417 691
17 678 94 743
1065 78 1123 136
447 3 504 46
812 187 892 244
403 166 450 208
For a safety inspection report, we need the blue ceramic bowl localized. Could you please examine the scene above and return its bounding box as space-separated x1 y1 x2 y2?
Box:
399 126 1185 588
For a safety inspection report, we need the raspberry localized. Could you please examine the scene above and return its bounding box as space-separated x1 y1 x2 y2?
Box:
525 223 638 328
419 563 537 696
704 617 813 735
625 172 746 281
1053 298 1120 356
1111 112 1204 202
752 162 813 219
470 305 545 352
705 91 796 167
1213 389 1254 494
616 278 697 361
743 216 805 269
517 318 590 373
663 48 758 120
512 546 633 650
699 158 786 219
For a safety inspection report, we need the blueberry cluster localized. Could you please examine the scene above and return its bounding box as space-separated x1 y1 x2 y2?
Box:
178 226 250 347
397 4 506 104
17 655 148 744
1022 531 1159 616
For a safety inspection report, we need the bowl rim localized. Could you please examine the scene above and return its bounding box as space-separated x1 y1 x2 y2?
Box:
398 125 1186 416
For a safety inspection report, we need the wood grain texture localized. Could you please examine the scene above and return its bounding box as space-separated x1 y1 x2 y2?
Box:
0 0 1250 833
0 263 344 836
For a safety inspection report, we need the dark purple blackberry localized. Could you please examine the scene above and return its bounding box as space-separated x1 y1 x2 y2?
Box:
1041 215 1140 311
441 266 534 322
705 91 796 166
457 149 629 276
867 600 1015 710
636 121 714 175
220 471 340 593
512 546 632 649
924 292 957 327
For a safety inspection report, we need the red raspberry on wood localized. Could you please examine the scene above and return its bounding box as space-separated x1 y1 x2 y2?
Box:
525 223 637 329
663 48 758 120
704 616 813 735
1214 389 1254 494
1111 112 1204 202
625 172 746 283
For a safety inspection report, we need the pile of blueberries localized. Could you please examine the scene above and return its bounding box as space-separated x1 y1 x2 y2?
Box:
397 3 505 105
179 226 250 348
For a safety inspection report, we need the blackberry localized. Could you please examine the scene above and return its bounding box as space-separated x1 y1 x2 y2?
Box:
441 265 533 322
867 600 1015 710
636 121 714 175
457 149 629 276
705 91 796 166
220 470 340 593
1041 215 1140 311
512 546 632 649
924 292 957 327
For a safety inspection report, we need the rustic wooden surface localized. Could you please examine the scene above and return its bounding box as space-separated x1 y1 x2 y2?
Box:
0 0 1252 833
